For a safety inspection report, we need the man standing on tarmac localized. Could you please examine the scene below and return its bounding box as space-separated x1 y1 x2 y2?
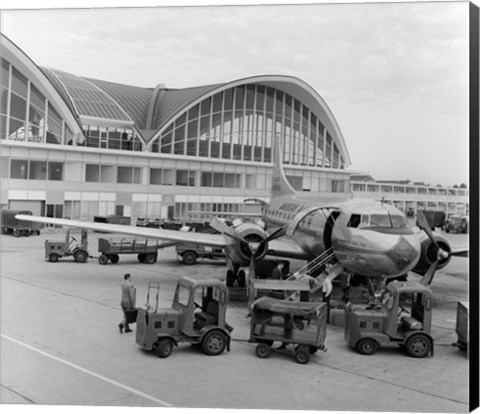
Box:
119 273 136 333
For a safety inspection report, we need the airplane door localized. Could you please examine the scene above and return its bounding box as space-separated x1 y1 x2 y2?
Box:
324 211 341 249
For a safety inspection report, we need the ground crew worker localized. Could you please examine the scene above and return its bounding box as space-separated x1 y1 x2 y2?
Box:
119 273 136 333
271 261 284 280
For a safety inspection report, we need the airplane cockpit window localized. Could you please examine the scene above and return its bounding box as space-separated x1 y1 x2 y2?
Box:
390 215 408 228
347 214 361 228
369 214 391 227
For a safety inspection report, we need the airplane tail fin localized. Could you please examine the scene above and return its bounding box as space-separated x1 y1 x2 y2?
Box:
271 135 296 199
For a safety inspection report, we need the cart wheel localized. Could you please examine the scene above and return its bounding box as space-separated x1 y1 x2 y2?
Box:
182 251 197 265
13 229 21 237
145 254 156 264
295 347 311 364
138 254 146 263
237 270 246 287
155 338 173 358
405 333 431 358
226 269 235 287
255 343 271 359
74 250 88 263
99 254 109 265
308 346 318 354
356 338 377 355
201 330 227 356
49 253 59 263
110 254 119 264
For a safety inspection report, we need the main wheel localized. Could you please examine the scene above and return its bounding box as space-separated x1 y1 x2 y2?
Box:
98 254 109 265
201 330 227 356
109 254 120 264
182 251 197 265
356 338 377 355
49 253 59 263
155 338 173 358
74 250 88 263
138 254 146 263
405 333 431 358
226 269 235 287
13 229 21 237
295 347 311 364
237 269 246 287
255 343 271 358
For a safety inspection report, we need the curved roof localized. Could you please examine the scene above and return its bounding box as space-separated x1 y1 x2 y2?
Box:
152 83 222 130
85 77 153 128
42 68 135 125
149 75 351 166
2 34 350 166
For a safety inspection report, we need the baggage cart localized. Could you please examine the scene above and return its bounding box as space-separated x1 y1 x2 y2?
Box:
248 297 327 364
98 238 176 265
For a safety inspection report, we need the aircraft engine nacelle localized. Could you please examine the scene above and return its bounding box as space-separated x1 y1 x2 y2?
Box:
224 221 270 267
411 232 452 275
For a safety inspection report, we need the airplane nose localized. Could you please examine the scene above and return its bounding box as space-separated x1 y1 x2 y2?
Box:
331 230 421 278
384 235 421 272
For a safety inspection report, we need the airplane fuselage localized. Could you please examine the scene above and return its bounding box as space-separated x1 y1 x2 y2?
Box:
264 194 422 278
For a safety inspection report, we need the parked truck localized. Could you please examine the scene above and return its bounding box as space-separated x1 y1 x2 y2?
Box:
416 210 445 231
176 242 225 265
1 209 42 237
98 237 176 265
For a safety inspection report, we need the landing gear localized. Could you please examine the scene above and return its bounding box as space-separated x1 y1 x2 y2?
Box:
225 266 247 287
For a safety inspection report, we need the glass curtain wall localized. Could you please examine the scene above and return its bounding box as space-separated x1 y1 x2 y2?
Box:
151 85 345 169
0 58 73 144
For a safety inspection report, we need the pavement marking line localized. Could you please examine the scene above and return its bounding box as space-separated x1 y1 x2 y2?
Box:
1 333 173 407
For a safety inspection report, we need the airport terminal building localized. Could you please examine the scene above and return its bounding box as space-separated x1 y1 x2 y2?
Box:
0 34 468 223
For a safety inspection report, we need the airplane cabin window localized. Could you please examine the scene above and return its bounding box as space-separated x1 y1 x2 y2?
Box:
347 214 361 228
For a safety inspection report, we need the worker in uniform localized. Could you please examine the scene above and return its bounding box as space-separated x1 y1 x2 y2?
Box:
119 273 136 333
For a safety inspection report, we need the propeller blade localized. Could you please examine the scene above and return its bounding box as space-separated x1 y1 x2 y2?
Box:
450 248 469 258
416 211 440 250
210 217 234 234
263 226 286 244
420 260 439 286
210 217 248 244
247 253 256 282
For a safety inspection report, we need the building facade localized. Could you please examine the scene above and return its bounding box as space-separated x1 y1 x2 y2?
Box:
0 34 352 223
351 178 469 217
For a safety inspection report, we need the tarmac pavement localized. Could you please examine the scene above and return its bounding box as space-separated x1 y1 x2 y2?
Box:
0 228 471 412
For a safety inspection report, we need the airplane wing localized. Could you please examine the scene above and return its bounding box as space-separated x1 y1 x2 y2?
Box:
15 215 226 247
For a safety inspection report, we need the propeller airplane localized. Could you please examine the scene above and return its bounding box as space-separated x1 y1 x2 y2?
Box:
15 137 467 294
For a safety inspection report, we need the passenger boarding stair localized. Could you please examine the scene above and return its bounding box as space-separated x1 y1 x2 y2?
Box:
286 247 343 300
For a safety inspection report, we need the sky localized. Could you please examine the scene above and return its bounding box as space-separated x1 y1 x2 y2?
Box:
0 0 471 187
